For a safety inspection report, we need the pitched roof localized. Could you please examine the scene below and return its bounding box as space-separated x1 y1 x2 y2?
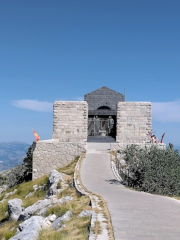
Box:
84 86 124 96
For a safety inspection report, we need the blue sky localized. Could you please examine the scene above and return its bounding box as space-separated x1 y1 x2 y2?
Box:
0 0 180 146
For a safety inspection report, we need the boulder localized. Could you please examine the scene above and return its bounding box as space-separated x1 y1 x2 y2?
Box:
33 185 38 191
2 185 8 191
18 195 70 220
46 170 63 197
18 199 52 221
78 210 93 218
10 216 45 240
37 196 73 216
8 198 23 220
51 211 72 230
42 218 52 229
57 224 66 232
25 192 33 198
47 214 57 222
120 159 126 166
59 196 73 204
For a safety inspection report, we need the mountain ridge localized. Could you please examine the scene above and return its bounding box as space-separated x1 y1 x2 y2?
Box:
0 142 30 171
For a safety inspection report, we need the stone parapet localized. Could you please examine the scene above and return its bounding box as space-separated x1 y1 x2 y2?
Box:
116 102 152 144
110 142 166 151
33 139 86 179
52 101 88 142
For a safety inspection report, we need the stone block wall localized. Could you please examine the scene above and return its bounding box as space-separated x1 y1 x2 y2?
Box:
116 102 152 145
33 139 86 179
110 142 166 151
52 101 88 142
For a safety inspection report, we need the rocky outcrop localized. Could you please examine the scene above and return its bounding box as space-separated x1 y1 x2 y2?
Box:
46 170 64 197
51 211 72 230
78 210 93 218
18 196 73 221
25 184 46 199
10 216 45 240
8 198 23 220
3 169 74 240
47 214 57 222
18 198 53 221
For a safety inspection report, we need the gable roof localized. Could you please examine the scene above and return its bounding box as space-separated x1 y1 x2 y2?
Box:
84 86 124 97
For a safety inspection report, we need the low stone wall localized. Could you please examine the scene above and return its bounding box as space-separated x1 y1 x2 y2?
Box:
33 140 86 179
110 142 166 151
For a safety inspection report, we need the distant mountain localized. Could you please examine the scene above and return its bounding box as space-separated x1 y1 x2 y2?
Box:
0 142 30 171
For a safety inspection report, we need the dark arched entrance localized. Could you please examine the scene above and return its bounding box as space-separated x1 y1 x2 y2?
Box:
88 106 116 140
84 86 125 142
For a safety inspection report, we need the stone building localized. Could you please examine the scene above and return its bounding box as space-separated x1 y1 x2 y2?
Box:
85 86 124 138
33 86 161 179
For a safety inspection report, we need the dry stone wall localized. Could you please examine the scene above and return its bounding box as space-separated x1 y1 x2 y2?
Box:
33 139 86 179
116 102 152 145
52 101 88 142
110 142 166 151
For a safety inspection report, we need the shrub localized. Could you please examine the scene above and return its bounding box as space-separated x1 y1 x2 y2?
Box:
23 143 34 181
119 144 180 196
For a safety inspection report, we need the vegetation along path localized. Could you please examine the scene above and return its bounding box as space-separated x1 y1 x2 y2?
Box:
80 142 180 240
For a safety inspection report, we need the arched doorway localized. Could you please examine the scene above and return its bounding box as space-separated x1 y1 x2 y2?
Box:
88 106 116 140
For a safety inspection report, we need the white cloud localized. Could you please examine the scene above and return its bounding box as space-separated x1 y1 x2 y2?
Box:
74 96 84 101
11 99 53 112
152 100 180 122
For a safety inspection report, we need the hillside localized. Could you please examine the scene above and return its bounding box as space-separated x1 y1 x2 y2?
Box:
0 158 91 240
0 142 30 171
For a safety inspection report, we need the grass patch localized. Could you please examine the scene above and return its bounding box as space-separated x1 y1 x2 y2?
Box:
23 189 47 208
58 156 79 175
110 150 117 158
45 190 91 218
0 201 8 222
38 216 90 240
0 175 48 221
0 155 92 240
92 221 102 235
0 221 19 240
95 196 114 240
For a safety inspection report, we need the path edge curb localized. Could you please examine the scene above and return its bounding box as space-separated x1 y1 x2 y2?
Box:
74 153 115 240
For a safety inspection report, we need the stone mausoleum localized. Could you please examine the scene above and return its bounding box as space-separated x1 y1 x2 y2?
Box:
33 86 153 179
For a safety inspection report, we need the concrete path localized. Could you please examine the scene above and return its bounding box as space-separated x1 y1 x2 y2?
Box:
81 143 180 240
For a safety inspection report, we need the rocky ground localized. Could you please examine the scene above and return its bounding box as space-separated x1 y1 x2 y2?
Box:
0 158 92 240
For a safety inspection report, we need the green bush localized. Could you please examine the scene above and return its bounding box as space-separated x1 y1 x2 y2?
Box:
119 144 180 196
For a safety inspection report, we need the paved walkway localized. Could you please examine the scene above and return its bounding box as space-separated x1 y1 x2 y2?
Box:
81 143 180 240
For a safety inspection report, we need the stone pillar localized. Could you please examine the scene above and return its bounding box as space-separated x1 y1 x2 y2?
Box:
116 102 152 145
52 101 88 142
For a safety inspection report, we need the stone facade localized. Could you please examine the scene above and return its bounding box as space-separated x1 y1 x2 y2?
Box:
52 101 88 142
32 88 157 179
116 102 152 145
33 139 86 179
